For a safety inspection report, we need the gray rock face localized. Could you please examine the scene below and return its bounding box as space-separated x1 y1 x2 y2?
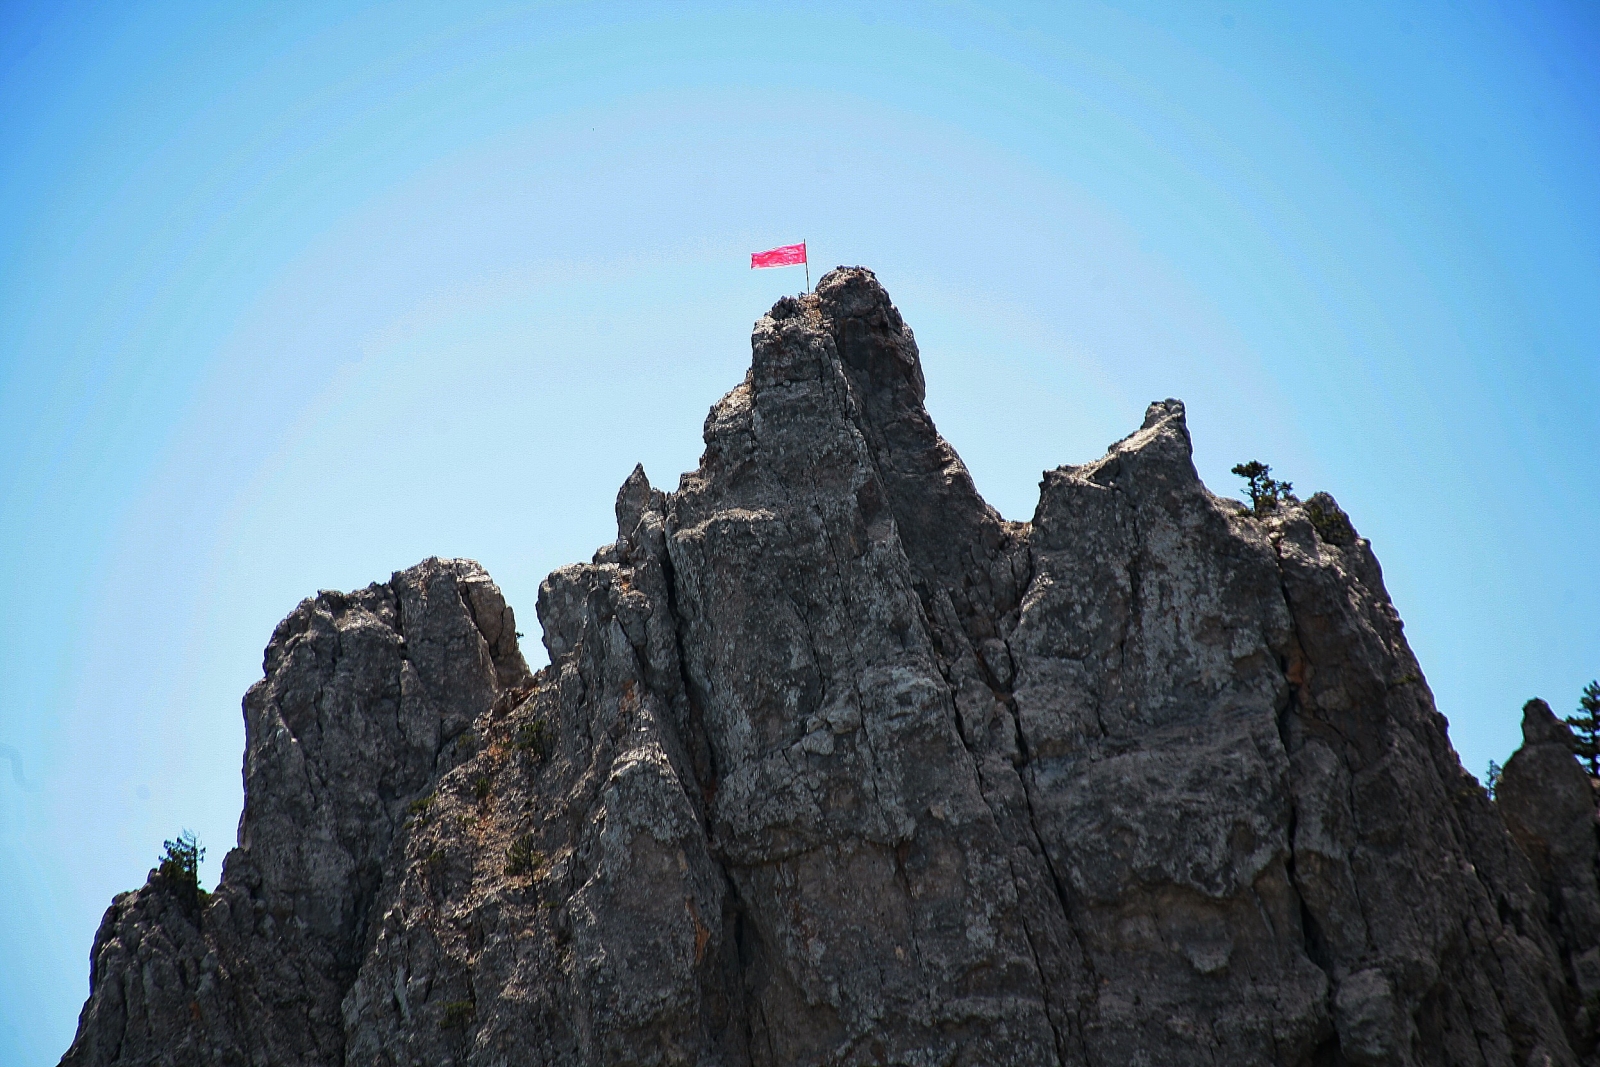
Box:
61 559 531 1067
1498 701 1600 1042
61 270 1600 1066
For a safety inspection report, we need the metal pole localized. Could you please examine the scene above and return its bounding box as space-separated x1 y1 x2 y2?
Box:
804 240 810 294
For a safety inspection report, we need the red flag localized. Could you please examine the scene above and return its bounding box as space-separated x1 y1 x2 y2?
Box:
751 242 806 269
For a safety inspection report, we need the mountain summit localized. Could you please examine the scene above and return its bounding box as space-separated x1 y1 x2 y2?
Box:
63 269 1600 1066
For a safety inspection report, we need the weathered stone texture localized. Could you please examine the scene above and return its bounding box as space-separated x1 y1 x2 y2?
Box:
62 270 1600 1066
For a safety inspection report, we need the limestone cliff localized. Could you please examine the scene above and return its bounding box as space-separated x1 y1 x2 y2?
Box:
61 270 1600 1066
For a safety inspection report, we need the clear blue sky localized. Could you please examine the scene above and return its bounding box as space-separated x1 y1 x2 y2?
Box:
2 1 1596 1059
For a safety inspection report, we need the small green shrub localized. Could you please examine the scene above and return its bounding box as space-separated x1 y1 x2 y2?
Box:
439 1000 475 1030
1305 492 1357 545
1231 461 1298 516
422 849 447 878
512 719 554 763
472 775 493 802
1485 760 1502 800
505 833 544 877
158 830 204 895
407 793 436 820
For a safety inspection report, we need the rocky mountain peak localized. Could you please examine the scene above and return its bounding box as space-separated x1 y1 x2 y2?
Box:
1522 697 1580 748
61 272 1600 1067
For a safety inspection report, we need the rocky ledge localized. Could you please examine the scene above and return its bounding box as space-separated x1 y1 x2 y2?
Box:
62 269 1600 1066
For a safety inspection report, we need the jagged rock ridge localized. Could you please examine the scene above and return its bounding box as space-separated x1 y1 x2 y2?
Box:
62 269 1600 1066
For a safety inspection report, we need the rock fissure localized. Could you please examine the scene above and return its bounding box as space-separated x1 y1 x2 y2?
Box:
1016 753 1098 1064
1269 564 1335 978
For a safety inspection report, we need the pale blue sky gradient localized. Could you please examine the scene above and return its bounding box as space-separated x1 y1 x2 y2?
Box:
2 2 1597 1060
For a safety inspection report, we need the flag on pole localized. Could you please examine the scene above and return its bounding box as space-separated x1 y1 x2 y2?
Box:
751 242 806 269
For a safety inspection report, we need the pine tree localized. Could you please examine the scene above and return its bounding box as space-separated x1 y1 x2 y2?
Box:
1231 461 1298 516
158 829 205 895
1564 680 1600 778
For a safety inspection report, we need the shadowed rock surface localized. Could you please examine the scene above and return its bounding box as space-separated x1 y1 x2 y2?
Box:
61 270 1600 1066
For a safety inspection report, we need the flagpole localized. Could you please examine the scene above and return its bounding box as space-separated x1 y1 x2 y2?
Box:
804 240 810 295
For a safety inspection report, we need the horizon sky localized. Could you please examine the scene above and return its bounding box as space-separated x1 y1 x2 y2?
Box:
2 1 1598 1060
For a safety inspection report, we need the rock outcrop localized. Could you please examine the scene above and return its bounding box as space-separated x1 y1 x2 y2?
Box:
62 269 1600 1066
